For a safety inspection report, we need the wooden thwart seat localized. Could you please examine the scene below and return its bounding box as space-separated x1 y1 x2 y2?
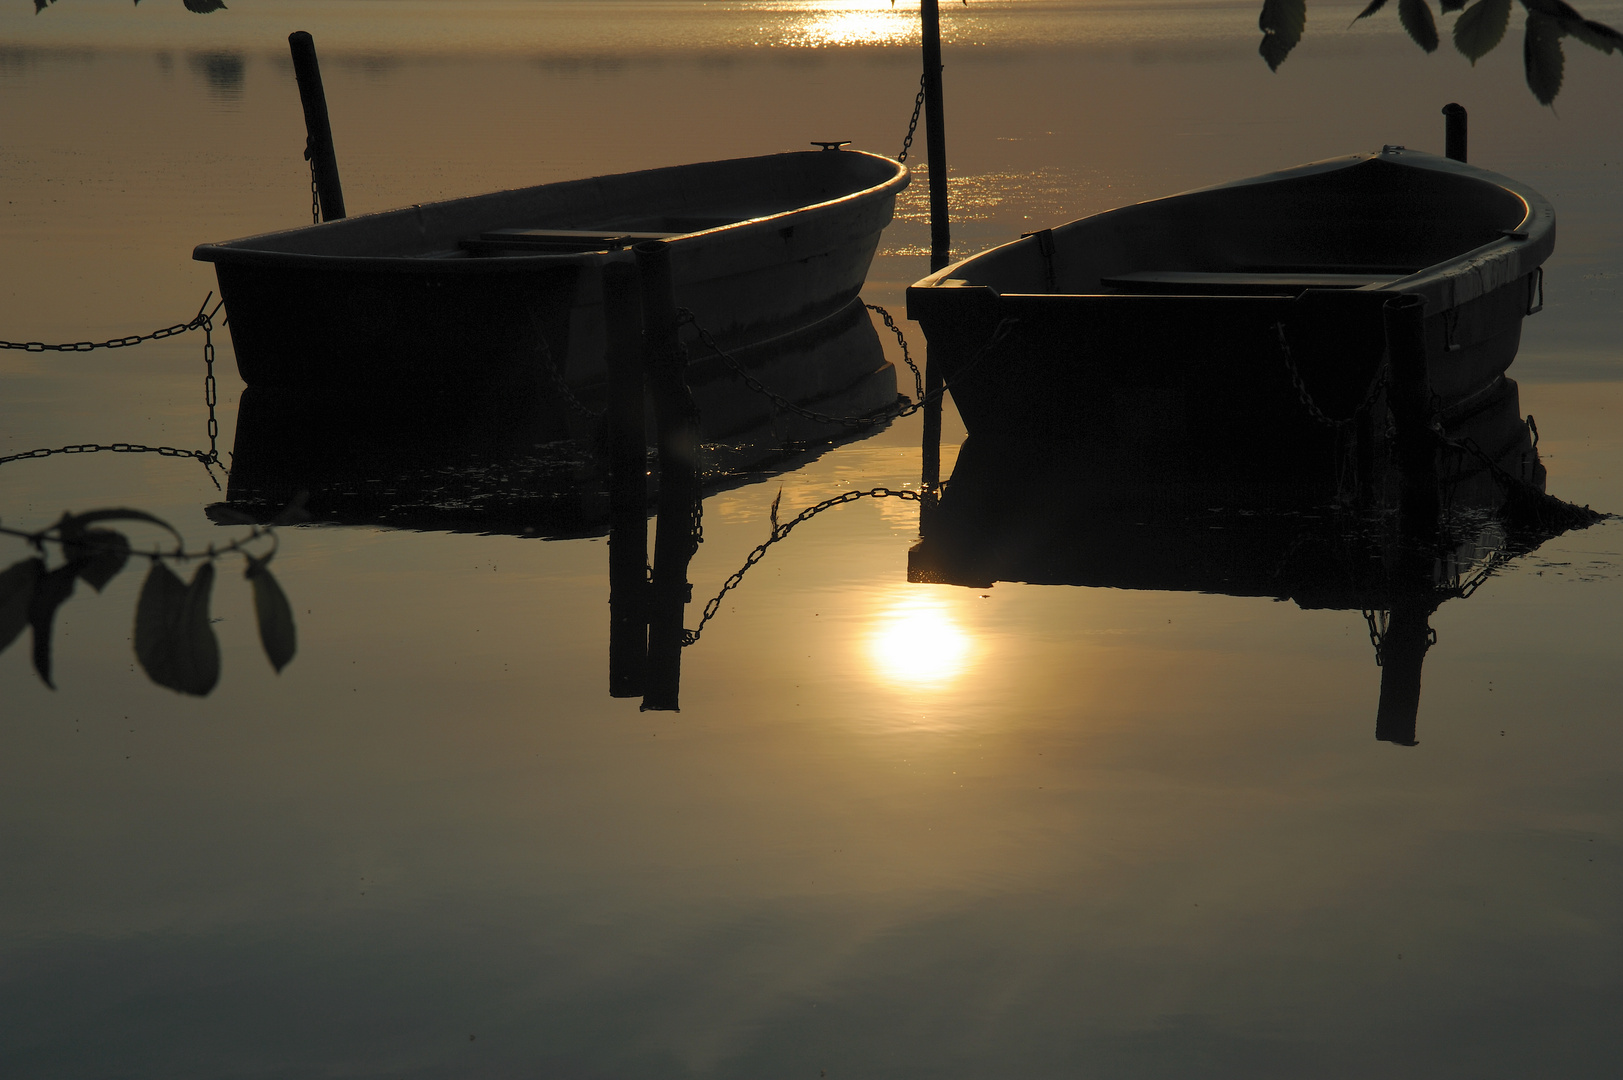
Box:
1101 269 1404 296
459 228 679 256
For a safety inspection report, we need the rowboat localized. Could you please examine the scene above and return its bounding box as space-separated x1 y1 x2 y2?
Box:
905 147 1552 481
194 149 909 439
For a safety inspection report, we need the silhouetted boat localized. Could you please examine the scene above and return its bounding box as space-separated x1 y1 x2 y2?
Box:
906 147 1553 477
194 149 908 437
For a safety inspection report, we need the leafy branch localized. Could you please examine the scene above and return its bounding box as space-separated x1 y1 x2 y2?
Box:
1261 0 1623 102
0 498 306 696
34 0 227 12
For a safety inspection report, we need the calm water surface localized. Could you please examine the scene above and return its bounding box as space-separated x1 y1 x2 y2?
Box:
3 2 1623 1076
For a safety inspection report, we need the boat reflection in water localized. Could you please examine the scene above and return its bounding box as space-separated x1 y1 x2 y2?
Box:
908 375 1598 746
218 298 903 710
222 296 897 537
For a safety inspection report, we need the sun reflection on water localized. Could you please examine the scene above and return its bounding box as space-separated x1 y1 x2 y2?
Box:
866 589 978 688
779 0 920 47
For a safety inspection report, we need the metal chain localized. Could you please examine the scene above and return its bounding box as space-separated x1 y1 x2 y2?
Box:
1274 322 1387 429
679 308 1018 430
1 295 226 485
682 486 923 646
897 73 927 164
1362 608 1387 667
1 294 216 353
536 332 605 420
864 302 924 400
306 138 322 225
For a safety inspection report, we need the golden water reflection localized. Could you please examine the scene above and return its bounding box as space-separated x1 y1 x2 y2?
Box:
779 1 920 47
865 587 979 688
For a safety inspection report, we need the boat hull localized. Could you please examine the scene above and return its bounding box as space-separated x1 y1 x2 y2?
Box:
196 150 908 436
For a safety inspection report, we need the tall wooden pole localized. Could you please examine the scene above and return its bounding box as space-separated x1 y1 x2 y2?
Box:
288 32 346 222
604 262 649 699
635 241 698 712
920 0 950 272
919 0 950 507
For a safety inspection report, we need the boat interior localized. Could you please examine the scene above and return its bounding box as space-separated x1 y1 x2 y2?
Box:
198 151 906 262
949 156 1532 298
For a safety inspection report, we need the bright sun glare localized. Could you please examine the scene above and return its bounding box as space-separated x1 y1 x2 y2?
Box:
785 1 918 47
867 592 975 687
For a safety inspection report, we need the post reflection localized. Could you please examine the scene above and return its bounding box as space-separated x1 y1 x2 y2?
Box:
909 376 1599 746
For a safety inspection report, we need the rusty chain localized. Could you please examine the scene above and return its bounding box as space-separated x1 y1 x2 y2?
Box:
1 295 226 484
682 486 924 646
864 302 924 400
1274 322 1388 430
897 72 927 164
679 308 1018 430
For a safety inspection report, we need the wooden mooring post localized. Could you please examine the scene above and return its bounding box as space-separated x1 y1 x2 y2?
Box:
917 0 951 506
635 241 698 712
604 262 649 698
1443 103 1468 163
288 32 346 222
1383 293 1440 540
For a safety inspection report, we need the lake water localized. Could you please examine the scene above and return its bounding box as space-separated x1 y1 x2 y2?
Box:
4 2 1623 1076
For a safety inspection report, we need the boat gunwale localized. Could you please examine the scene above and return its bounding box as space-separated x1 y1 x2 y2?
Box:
192 149 909 274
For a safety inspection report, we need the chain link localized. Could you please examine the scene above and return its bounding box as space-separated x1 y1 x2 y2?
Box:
306 138 322 225
897 73 927 164
680 308 1018 430
2 295 226 485
682 486 923 646
864 302 924 401
1274 322 1388 430
536 332 605 420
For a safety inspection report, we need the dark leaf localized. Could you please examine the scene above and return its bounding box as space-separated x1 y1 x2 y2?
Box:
1440 0 1467 12
64 508 182 542
244 554 296 673
1454 0 1512 61
27 564 78 689
1570 17 1623 53
183 0 228 11
272 491 312 527
134 561 220 696
1351 0 1389 23
67 528 130 592
0 558 44 655
1258 0 1307 70
1525 11 1566 104
1399 0 1441 51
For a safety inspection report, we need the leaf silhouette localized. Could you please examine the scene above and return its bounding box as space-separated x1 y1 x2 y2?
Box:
1259 0 1307 70
66 528 130 592
1351 0 1389 24
1524 10 1566 104
1570 16 1623 52
135 560 220 696
1398 0 1441 50
62 508 182 542
1454 0 1512 61
182 0 227 10
0 558 44 654
1440 0 1467 12
244 554 296 673
27 564 79 689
